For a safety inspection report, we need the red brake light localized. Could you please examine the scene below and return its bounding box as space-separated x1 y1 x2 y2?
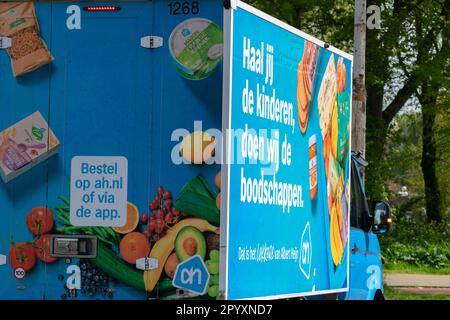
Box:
83 6 121 11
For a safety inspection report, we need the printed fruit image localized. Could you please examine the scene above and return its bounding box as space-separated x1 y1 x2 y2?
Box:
206 233 220 252
214 171 221 189
9 242 36 271
179 131 216 164
119 232 150 264
146 186 181 243
143 218 219 292
164 252 179 279
112 202 139 234
175 226 207 261
216 193 221 209
26 206 54 235
209 249 220 262
34 234 57 263
206 249 220 298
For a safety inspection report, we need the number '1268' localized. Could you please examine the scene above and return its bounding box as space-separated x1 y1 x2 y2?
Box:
168 1 199 15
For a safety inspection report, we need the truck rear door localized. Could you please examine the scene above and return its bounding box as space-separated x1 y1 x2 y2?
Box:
0 1 153 300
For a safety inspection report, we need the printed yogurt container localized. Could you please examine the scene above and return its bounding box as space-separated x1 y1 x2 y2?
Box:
169 18 223 80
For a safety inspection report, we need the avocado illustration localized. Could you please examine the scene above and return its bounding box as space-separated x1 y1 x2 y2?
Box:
175 226 207 261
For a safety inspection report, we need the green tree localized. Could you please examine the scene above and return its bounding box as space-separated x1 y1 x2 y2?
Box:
245 0 450 221
365 0 449 210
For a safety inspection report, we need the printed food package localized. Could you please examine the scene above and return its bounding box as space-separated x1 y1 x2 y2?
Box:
0 2 54 77
0 111 60 183
296 41 319 134
169 18 223 80
318 54 337 140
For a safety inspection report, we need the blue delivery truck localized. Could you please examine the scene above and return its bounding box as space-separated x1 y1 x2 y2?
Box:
0 0 391 300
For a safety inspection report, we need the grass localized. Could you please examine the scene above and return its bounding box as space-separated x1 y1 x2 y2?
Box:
384 286 450 300
383 262 450 275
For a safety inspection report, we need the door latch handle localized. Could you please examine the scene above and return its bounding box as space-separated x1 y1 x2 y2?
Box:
351 244 358 253
140 36 163 49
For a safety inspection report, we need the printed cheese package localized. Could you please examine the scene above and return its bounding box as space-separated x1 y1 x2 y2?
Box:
0 111 60 183
0 2 54 77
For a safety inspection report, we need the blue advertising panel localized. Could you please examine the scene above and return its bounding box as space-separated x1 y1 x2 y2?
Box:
223 2 353 299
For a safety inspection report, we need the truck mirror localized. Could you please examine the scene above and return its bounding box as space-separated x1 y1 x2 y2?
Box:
372 201 392 234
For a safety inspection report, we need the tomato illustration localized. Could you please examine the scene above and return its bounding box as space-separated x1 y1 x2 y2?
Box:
34 234 57 263
26 206 54 235
9 242 37 271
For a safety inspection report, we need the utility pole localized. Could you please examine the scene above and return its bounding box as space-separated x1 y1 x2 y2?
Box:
352 0 367 178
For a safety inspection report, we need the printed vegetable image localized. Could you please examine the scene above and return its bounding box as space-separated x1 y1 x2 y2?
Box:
91 241 173 293
26 206 54 235
143 218 219 292
34 234 57 263
9 242 36 271
112 202 140 234
53 196 120 245
36 174 221 299
175 175 220 226
119 232 151 264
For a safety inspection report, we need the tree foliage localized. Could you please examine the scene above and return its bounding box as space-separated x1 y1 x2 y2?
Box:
245 0 450 221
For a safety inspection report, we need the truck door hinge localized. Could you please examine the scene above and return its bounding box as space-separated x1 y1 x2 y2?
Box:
140 36 163 49
0 37 12 49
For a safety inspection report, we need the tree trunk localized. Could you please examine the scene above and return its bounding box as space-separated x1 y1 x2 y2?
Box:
419 83 442 223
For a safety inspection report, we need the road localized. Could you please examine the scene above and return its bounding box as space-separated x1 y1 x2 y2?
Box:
384 273 450 295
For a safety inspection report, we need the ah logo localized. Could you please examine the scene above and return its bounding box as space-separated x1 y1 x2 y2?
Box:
299 222 312 279
366 265 381 290
32 126 45 141
172 255 210 295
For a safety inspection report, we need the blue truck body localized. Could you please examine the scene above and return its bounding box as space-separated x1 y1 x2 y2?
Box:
0 1 385 300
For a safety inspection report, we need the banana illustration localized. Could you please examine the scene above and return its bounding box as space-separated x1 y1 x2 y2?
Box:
330 202 344 267
143 218 219 291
